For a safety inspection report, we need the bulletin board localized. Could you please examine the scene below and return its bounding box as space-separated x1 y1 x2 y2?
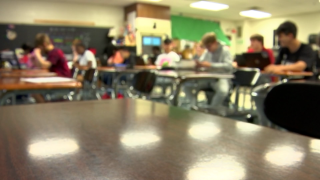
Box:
0 23 110 55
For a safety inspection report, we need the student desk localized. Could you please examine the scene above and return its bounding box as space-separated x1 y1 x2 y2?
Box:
0 68 49 73
0 99 319 180
0 78 81 105
261 71 313 79
98 67 151 98
0 71 57 78
157 71 234 106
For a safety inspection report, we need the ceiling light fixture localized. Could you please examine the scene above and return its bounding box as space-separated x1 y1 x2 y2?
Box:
240 10 271 19
190 1 229 11
140 0 161 2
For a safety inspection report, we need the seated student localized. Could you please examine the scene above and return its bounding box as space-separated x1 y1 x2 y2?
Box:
20 43 37 69
181 45 193 60
103 47 134 88
34 33 71 77
72 39 81 63
193 42 206 60
119 46 135 68
107 49 124 66
265 21 316 74
148 46 161 65
74 43 97 69
248 34 275 64
155 39 180 67
184 32 233 110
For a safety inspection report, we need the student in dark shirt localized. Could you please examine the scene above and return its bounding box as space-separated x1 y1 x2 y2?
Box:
148 46 161 65
118 46 135 68
34 33 71 77
265 21 316 73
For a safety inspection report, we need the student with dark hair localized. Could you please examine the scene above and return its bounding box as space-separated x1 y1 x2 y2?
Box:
155 39 180 67
118 46 135 68
74 43 97 69
148 46 161 65
34 33 71 77
248 34 275 64
265 21 316 73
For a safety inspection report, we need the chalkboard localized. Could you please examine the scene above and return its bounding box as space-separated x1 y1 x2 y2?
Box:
0 23 110 56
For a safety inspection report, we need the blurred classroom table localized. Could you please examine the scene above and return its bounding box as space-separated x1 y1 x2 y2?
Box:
0 99 319 179
0 69 81 105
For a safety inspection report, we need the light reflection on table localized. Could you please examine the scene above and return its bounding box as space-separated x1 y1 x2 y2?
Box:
28 138 79 158
309 139 320 153
264 145 305 167
120 131 161 148
188 122 221 140
236 122 262 134
187 155 246 180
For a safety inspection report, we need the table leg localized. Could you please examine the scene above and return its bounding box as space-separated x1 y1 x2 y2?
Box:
0 89 77 106
173 79 183 106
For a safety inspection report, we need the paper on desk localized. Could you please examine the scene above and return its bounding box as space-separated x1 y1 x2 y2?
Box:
21 77 75 83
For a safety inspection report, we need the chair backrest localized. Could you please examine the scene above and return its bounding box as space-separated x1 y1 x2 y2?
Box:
132 71 156 94
233 68 260 86
264 82 320 138
84 68 98 83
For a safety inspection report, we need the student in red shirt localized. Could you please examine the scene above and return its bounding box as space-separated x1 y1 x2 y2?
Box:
34 33 71 77
248 34 275 64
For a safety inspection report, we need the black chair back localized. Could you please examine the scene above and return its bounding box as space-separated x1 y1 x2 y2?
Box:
264 82 320 138
84 68 97 83
233 68 260 86
133 71 156 94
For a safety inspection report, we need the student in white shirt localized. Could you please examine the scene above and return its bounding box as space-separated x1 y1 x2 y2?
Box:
155 39 180 67
74 43 97 69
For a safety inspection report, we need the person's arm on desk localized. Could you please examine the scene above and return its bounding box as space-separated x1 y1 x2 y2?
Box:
196 49 233 72
34 48 51 69
265 49 312 73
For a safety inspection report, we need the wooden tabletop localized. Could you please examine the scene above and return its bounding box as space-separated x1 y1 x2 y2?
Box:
0 99 319 180
0 68 49 73
157 70 234 79
0 71 57 78
0 77 82 90
134 65 159 70
261 71 313 77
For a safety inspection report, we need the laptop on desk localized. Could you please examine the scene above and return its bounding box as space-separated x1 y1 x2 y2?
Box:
0 51 21 69
242 52 271 70
235 54 246 67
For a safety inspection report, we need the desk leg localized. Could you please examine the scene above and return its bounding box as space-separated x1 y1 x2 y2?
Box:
111 73 117 99
173 79 183 106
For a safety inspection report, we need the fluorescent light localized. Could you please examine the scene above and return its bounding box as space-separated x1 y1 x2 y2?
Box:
140 0 161 2
240 10 271 19
190 1 229 11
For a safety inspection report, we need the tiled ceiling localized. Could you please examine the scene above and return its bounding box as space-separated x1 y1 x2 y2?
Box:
40 0 320 20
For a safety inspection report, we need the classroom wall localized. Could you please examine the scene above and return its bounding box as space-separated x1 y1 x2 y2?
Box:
135 17 172 55
239 12 320 52
170 13 238 55
0 0 124 35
